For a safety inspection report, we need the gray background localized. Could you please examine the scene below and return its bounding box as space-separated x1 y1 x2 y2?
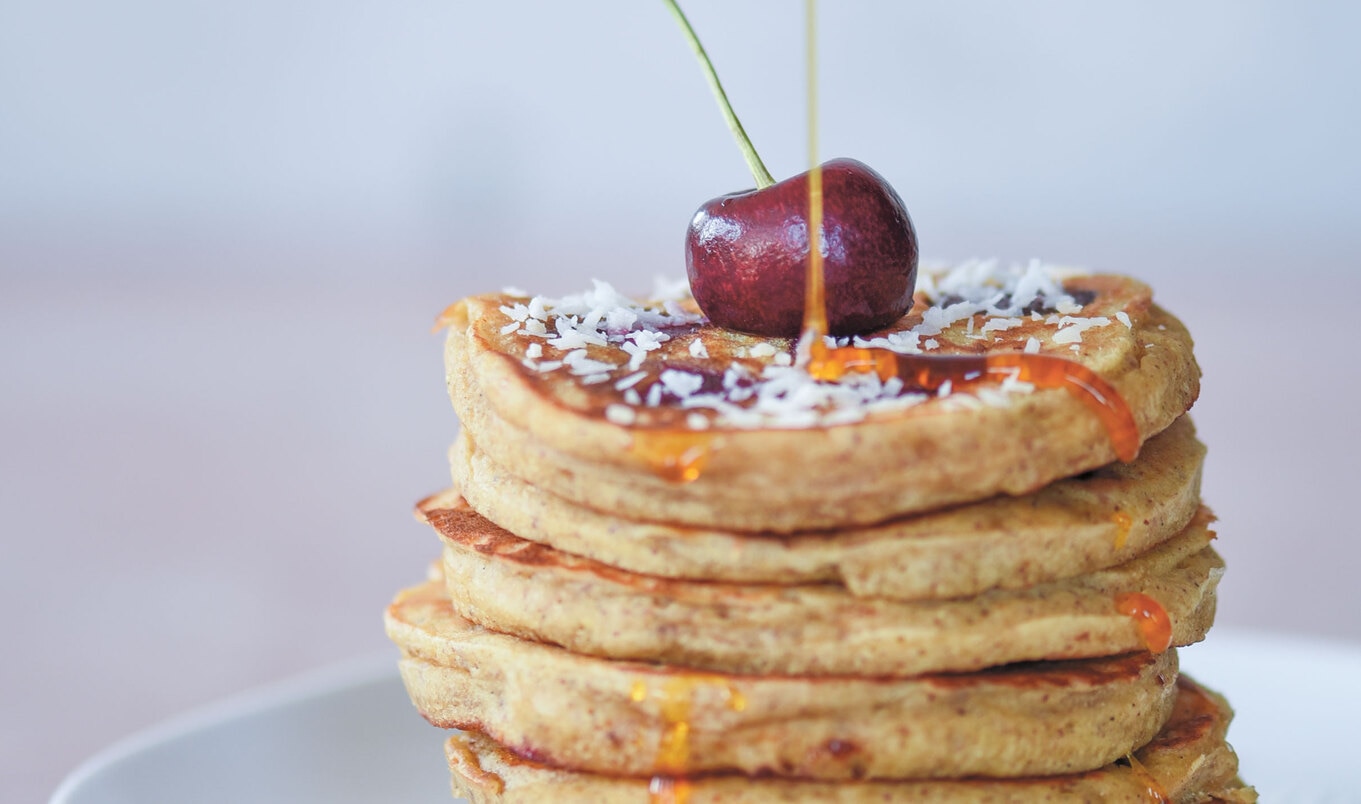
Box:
4 1 1358 800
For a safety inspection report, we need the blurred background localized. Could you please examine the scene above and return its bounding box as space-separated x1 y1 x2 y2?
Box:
3 0 1358 800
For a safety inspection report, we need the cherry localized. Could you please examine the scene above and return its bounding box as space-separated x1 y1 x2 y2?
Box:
665 0 918 338
686 158 917 337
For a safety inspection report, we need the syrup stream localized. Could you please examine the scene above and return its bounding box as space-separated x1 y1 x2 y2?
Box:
803 0 826 346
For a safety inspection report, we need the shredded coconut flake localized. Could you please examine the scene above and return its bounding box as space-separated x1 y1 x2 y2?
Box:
981 317 1022 333
563 349 616 376
604 308 638 334
500 303 530 322
1052 316 1111 345
854 330 921 355
614 371 647 391
605 404 636 425
652 276 692 302
659 369 704 399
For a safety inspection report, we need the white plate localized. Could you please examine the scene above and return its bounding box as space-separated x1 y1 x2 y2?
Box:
51 630 1361 803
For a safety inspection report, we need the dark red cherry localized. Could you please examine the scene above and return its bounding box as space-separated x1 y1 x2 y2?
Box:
685 158 918 338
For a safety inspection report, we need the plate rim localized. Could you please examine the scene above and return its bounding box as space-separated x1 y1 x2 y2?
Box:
49 652 398 804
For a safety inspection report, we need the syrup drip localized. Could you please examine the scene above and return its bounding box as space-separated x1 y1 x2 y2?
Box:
629 432 715 484
1124 753 1170 802
648 776 692 804
632 675 746 804
1112 511 1134 550
1114 592 1173 653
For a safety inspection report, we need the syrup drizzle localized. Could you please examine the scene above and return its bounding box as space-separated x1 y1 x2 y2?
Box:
1124 753 1170 802
629 431 715 484
632 676 747 804
1114 592 1173 653
1112 510 1134 550
802 341 1141 463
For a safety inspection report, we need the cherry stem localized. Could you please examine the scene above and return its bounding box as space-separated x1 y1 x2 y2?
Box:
663 0 776 189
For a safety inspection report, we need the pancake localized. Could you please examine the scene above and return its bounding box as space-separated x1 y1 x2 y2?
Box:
442 677 1254 803
386 579 1179 780
391 260 1254 797
433 506 1220 676
444 263 1201 532
441 414 1204 597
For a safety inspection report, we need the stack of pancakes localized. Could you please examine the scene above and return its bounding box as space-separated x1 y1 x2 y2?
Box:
386 260 1254 801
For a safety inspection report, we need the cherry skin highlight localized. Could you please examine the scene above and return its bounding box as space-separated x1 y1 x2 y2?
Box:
685 158 918 338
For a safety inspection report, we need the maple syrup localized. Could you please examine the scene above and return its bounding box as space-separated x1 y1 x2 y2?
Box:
1123 753 1170 802
648 776 692 804
629 431 715 484
1114 592 1173 653
1112 511 1134 550
632 675 746 804
656 677 695 774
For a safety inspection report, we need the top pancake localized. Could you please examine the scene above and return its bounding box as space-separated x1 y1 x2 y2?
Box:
445 261 1201 532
